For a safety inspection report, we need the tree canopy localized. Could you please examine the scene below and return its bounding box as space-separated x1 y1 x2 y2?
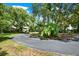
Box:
0 3 79 36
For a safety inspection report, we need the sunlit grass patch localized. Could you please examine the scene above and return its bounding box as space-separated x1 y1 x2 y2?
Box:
0 33 17 38
0 39 61 56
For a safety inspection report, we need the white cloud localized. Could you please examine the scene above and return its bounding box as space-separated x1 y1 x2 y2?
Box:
27 10 30 14
12 5 28 10
12 5 31 14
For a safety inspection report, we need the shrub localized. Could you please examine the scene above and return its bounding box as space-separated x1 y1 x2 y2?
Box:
40 22 59 38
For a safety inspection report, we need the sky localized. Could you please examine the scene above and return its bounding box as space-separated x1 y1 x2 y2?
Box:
5 3 33 14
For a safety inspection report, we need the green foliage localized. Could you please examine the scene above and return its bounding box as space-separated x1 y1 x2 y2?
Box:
40 22 59 38
32 3 79 34
0 3 34 33
0 4 13 33
1 3 79 35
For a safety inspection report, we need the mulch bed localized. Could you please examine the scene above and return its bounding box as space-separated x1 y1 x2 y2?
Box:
29 32 79 42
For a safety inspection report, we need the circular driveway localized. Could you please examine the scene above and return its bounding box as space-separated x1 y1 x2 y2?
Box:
12 34 79 56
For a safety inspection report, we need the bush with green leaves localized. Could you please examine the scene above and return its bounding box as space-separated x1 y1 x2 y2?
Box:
40 22 59 38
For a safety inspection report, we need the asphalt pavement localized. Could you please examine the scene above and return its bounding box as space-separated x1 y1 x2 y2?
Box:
12 34 79 56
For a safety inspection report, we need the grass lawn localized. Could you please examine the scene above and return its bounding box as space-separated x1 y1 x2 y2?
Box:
0 33 61 56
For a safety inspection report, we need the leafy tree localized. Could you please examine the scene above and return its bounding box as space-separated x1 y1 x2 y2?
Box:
0 3 34 33
0 4 13 33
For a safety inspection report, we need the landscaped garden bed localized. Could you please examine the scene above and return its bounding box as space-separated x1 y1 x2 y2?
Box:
29 32 79 42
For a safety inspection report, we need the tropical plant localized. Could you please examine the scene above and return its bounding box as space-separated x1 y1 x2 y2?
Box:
40 22 59 38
